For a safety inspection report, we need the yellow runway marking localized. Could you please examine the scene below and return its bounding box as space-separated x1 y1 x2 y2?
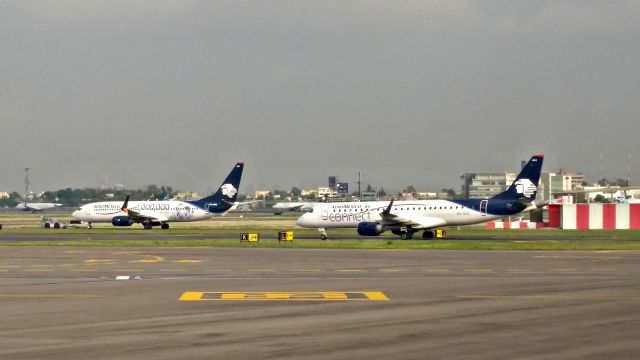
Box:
85 259 117 264
172 260 202 263
591 268 618 272
506 269 534 273
25 269 53 272
422 269 450 272
294 269 321 272
130 255 165 263
0 266 20 268
206 269 232 272
179 291 389 301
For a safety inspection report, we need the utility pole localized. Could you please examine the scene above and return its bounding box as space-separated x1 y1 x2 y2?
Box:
357 171 361 199
24 167 30 203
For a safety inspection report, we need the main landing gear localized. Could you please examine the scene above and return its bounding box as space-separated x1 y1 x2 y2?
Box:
422 230 434 239
142 222 170 230
400 232 413 240
319 228 327 240
396 229 437 240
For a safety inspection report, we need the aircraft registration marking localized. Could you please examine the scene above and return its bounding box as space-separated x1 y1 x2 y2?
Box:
179 291 389 301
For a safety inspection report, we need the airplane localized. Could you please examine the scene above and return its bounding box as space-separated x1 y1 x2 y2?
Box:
296 155 544 239
15 202 63 212
272 202 318 215
72 162 244 229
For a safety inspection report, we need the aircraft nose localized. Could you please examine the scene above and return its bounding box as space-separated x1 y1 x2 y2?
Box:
296 213 315 228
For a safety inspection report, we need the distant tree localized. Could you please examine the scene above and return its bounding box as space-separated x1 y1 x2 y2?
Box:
613 178 629 187
366 184 374 192
404 185 416 194
442 188 457 198
0 192 19 207
593 194 610 203
377 187 386 197
290 186 302 198
272 190 288 199
40 191 58 202
598 178 609 186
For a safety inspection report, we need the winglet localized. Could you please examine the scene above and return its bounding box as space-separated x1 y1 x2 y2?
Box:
120 195 130 213
383 199 394 215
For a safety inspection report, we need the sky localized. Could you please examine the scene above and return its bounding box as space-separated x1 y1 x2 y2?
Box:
1 1 639 196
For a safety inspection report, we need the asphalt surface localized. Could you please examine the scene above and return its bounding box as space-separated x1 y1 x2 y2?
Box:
1 247 639 359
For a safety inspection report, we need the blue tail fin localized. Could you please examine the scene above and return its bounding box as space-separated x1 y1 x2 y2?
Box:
491 155 544 201
189 162 244 214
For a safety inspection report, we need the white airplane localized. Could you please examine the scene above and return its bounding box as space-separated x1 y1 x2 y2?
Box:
72 162 244 229
16 202 63 212
297 155 544 239
272 202 318 215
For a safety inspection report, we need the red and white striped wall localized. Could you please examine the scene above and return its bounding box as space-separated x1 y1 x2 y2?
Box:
548 203 640 230
486 220 545 229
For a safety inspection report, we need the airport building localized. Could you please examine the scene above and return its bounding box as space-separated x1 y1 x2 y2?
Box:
460 172 517 199
462 169 585 203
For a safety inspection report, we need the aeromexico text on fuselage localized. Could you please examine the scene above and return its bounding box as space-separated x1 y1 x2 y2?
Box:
86 201 220 221
315 199 528 226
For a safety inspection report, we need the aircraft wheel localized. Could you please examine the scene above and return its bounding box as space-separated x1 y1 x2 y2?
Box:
143 223 152 230
161 223 169 230
400 232 413 240
422 231 434 239
320 234 327 240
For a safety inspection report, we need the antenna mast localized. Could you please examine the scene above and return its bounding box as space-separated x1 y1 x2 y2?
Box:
25 167 30 203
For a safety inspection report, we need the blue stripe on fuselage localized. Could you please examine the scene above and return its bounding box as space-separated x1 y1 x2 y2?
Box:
452 199 527 216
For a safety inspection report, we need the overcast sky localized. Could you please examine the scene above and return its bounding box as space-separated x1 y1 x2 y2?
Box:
1 1 639 196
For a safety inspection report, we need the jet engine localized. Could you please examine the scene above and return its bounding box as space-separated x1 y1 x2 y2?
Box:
357 222 384 236
112 216 134 226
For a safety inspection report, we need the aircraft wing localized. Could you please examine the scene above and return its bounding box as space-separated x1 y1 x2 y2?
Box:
124 208 169 223
273 202 303 210
380 212 447 229
237 200 263 207
120 196 168 223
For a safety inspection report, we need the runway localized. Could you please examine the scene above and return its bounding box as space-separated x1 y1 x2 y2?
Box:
1 247 640 359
